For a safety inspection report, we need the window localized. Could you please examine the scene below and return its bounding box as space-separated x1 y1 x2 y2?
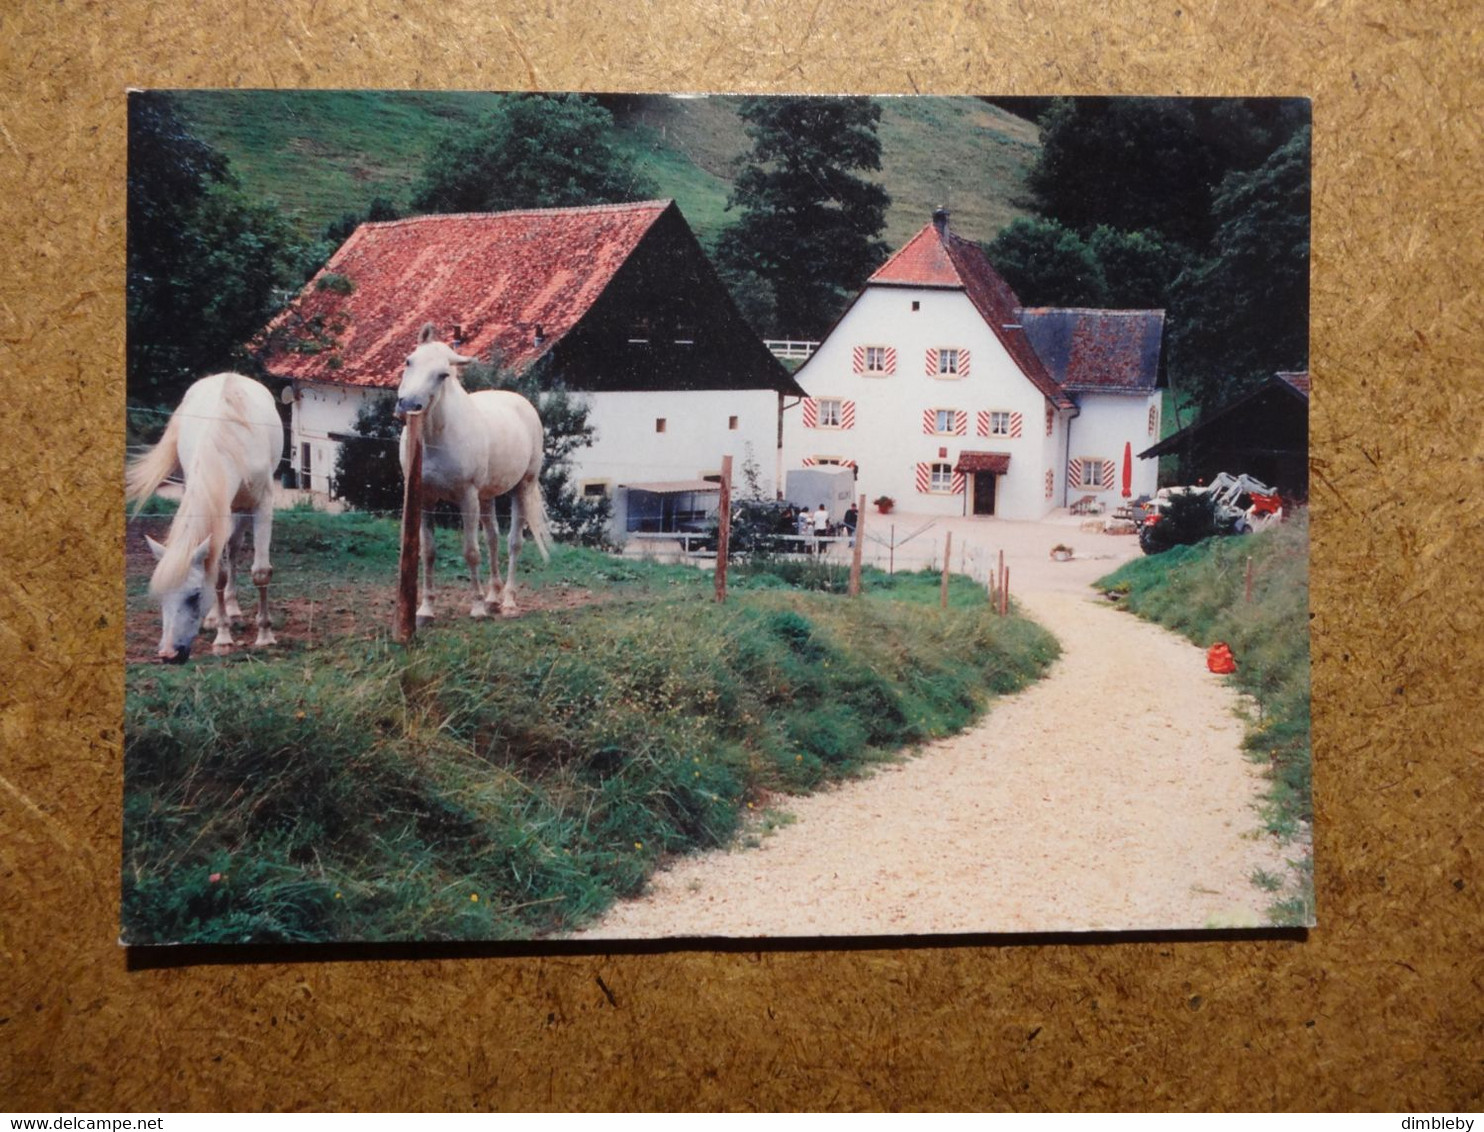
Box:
937 348 961 376
989 411 1012 436
930 463 954 492
728 415 739 431
818 398 843 428
911 300 921 312
865 346 887 372
1079 458 1111 489
656 418 666 433
931 409 958 435
301 443 312 478
581 481 611 499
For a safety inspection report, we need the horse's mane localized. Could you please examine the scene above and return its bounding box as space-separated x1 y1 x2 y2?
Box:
146 376 259 596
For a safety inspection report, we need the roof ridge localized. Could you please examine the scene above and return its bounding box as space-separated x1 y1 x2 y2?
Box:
358 199 675 231
1018 306 1167 317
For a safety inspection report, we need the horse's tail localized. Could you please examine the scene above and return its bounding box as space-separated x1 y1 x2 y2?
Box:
125 410 182 516
519 476 553 563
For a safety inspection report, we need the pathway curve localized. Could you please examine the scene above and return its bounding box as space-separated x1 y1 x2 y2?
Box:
574 543 1290 937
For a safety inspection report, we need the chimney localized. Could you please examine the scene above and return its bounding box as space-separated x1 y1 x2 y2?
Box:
932 207 950 240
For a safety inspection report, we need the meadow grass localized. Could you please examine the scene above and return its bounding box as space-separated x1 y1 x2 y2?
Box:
1095 511 1312 924
124 511 1058 943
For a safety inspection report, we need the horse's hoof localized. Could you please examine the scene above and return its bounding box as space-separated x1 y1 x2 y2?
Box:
212 642 234 657
500 603 519 619
254 632 277 648
469 604 489 620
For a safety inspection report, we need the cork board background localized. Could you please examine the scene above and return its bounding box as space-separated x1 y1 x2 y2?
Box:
2 0 1480 1111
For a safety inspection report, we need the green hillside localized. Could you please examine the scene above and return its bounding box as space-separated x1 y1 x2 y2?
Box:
174 91 1040 252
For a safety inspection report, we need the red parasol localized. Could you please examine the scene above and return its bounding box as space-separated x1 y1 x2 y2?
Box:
1121 440 1133 498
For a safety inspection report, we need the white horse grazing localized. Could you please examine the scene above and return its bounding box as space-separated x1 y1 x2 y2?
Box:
395 324 552 621
126 373 282 662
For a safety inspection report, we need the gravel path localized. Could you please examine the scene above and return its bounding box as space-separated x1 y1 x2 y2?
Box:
575 516 1291 938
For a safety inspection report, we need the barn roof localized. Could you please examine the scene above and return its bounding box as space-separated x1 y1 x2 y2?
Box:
1017 308 1166 394
259 201 675 389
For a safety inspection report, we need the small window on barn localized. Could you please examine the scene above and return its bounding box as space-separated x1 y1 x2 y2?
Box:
581 481 611 499
912 301 921 312
656 418 667 434
728 415 739 431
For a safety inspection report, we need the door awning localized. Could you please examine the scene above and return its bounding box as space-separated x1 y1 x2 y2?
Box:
954 451 1011 474
621 480 721 494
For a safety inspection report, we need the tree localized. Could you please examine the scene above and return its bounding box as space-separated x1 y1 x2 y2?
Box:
1168 127 1311 417
983 217 1108 307
331 395 402 513
409 94 657 216
717 97 890 338
127 92 302 408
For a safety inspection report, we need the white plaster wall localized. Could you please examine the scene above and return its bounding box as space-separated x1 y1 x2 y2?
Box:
573 388 782 499
782 286 1059 520
291 382 383 496
1063 391 1163 504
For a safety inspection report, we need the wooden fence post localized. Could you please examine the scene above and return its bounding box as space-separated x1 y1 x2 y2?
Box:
889 523 896 576
714 455 732 604
395 411 424 643
1002 565 1010 616
940 530 952 609
997 549 1005 616
849 493 864 597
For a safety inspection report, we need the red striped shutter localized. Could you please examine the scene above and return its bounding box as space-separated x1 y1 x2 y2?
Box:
922 409 936 434
1100 460 1116 490
1046 402 1055 436
976 410 990 437
1009 412 1023 438
951 470 966 494
1148 405 1159 435
1068 457 1084 488
959 349 971 377
884 347 896 374
841 400 856 429
954 411 968 436
803 398 818 428
924 348 938 376
852 346 865 374
915 462 932 493
1045 469 1054 498
801 457 818 467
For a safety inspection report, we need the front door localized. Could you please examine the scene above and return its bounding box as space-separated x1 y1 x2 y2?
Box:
972 471 996 516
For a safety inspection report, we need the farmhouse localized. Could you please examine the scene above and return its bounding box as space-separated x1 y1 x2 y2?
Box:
780 210 1165 520
1139 371 1310 498
258 200 801 535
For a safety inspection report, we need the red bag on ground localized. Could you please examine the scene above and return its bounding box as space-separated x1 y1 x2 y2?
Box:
1207 642 1237 674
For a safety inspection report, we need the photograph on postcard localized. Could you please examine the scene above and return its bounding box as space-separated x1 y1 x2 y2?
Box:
123 92 1311 943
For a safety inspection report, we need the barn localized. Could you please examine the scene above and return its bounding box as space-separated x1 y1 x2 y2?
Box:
780 210 1165 520
1138 371 1310 498
257 199 802 536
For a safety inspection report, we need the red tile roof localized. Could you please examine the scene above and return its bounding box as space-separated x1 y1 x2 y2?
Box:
865 221 1076 410
1017 308 1166 393
259 201 673 388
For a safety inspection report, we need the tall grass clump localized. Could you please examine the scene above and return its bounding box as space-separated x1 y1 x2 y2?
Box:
1096 511 1311 920
124 578 1057 944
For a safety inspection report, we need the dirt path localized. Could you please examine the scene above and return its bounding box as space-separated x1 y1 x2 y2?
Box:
574 575 1291 938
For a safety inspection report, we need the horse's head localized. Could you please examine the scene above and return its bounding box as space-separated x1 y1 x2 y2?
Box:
146 535 212 663
396 323 475 420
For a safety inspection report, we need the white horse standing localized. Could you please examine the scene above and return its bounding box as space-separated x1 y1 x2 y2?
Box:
395 324 552 621
126 372 282 662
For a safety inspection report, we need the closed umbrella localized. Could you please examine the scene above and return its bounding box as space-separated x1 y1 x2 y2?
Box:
1121 440 1133 498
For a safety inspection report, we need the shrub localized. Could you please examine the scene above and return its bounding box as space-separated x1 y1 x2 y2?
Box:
331 394 402 513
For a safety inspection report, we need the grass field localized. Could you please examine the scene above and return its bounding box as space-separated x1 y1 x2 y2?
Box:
173 91 1040 250
124 508 1058 944
1096 512 1312 925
